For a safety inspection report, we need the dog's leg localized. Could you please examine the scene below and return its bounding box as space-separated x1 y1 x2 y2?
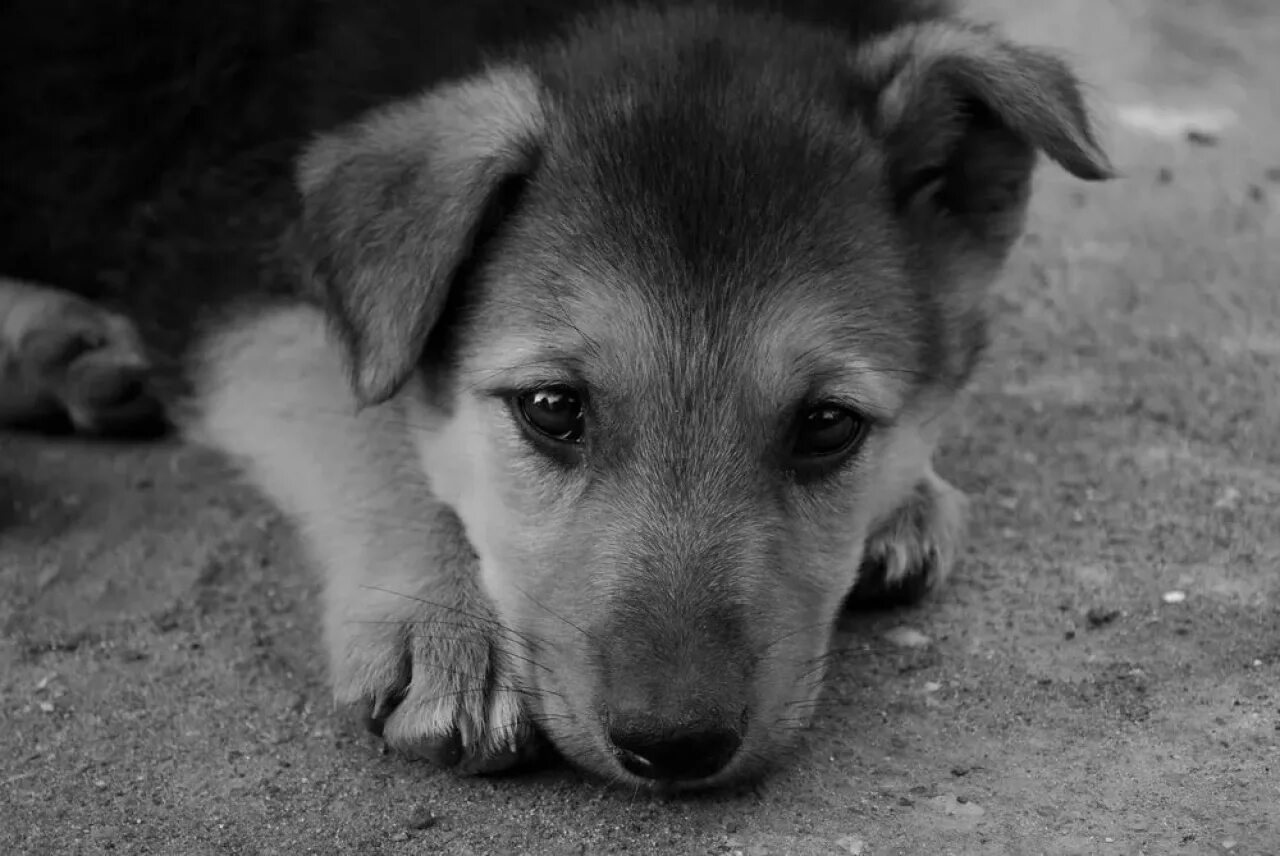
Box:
0 276 164 435
852 464 970 605
190 304 538 774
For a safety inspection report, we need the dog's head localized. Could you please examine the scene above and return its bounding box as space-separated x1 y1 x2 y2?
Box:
294 6 1110 789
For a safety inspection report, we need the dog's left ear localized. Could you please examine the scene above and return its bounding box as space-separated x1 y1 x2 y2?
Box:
293 68 544 405
859 22 1114 250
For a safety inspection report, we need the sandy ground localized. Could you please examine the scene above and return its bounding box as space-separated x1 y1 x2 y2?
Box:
2 1 1278 854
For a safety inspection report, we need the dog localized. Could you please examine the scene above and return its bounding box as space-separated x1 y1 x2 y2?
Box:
0 0 1111 790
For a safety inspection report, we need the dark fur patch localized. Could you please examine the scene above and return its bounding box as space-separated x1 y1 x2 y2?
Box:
1 0 1106 404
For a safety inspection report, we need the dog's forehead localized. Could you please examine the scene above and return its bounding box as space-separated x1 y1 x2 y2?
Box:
478 118 923 418
461 11 938 422
537 35 891 283
479 198 923 432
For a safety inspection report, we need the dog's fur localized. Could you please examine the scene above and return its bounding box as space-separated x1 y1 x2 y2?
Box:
0 0 1111 789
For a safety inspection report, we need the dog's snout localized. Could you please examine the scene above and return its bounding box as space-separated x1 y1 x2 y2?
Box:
595 583 755 781
607 712 742 781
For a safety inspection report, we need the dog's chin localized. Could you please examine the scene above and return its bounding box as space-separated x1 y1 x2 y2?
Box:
524 671 805 794
545 725 782 794
603 757 778 796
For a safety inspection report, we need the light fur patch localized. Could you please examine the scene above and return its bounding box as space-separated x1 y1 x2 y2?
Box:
189 305 527 758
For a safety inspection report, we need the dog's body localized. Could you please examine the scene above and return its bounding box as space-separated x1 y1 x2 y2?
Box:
0 0 1110 789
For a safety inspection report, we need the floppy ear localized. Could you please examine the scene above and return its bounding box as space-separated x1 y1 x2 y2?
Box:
860 22 1113 250
293 67 544 405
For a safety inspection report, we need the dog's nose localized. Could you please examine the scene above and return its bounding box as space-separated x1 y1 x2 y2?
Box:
607 714 742 781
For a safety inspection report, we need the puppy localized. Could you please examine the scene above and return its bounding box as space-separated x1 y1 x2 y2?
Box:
0 0 1111 789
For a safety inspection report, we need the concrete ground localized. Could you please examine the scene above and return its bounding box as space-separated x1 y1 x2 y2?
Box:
2 0 1277 853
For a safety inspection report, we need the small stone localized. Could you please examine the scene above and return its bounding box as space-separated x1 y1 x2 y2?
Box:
406 807 438 831
923 682 942 693
884 627 931 649
1213 487 1242 510
1253 660 1264 668
91 825 120 847
1086 607 1120 629
93 779 108 789
834 835 866 855
1222 840 1237 851
928 794 985 818
389 831 409 843
38 701 55 714
1162 591 1187 604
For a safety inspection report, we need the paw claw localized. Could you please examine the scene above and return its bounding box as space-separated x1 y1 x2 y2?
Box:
331 598 536 777
412 730 464 768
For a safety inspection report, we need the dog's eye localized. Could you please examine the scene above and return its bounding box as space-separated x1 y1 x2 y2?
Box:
792 405 867 460
517 386 585 444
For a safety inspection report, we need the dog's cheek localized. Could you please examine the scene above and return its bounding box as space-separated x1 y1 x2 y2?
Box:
413 398 604 739
408 395 514 595
407 392 579 617
745 408 952 742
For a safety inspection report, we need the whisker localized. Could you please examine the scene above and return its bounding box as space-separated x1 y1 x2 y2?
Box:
389 633 554 675
511 581 595 640
525 711 575 726
354 617 542 653
357 585 543 647
782 697 824 711
755 619 835 657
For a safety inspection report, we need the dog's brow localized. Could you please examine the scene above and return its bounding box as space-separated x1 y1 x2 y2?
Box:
809 360 913 421
760 314 919 421
463 343 586 392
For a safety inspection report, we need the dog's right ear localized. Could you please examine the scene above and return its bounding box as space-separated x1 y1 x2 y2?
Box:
294 68 544 406
857 21 1113 252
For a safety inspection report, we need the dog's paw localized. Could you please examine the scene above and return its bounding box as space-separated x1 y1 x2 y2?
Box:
0 278 165 436
332 595 542 775
850 469 970 607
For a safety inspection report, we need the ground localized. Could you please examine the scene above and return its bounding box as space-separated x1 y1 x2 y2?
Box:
2 0 1277 854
